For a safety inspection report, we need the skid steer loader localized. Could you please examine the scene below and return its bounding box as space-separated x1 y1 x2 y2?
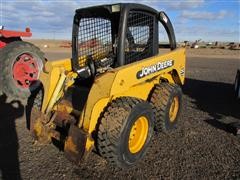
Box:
29 3 186 168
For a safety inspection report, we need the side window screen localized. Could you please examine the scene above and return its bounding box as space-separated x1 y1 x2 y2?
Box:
78 18 112 67
125 11 154 64
128 26 149 51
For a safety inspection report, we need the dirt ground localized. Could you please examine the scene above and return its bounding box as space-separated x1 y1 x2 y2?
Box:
0 48 240 179
26 39 240 60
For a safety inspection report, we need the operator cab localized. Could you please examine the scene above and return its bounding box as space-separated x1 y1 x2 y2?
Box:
71 3 176 79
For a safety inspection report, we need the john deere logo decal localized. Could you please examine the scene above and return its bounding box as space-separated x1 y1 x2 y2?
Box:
137 60 174 79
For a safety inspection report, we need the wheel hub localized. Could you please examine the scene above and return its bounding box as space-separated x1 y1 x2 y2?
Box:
169 96 179 122
12 53 40 89
128 116 149 154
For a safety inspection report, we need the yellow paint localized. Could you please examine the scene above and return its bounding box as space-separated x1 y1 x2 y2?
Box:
81 48 186 136
38 48 185 155
34 119 43 137
39 59 77 112
169 96 179 122
128 116 149 154
83 98 110 151
80 72 116 131
40 67 61 112
109 48 186 96
46 71 66 113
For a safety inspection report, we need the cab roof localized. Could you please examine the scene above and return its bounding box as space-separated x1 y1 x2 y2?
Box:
75 3 158 17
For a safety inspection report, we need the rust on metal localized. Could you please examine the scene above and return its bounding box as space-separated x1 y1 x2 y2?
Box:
30 107 53 144
54 110 76 128
57 99 81 117
53 98 80 127
64 125 88 165
65 137 79 154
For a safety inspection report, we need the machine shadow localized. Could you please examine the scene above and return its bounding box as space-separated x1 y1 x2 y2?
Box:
0 94 24 180
183 78 240 135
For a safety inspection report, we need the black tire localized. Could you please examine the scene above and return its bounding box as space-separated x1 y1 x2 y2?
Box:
96 97 154 168
234 70 240 99
0 41 45 103
150 82 182 132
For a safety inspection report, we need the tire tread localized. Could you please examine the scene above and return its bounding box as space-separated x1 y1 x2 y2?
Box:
150 82 182 132
97 97 143 167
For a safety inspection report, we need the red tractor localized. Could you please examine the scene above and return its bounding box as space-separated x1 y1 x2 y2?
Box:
0 26 45 103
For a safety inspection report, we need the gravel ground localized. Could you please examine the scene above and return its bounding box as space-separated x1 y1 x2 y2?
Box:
0 54 240 180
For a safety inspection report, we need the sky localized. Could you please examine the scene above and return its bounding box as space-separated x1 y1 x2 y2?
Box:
0 0 239 42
